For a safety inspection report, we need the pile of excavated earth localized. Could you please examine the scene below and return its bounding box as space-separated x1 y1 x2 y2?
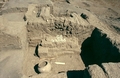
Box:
0 0 120 78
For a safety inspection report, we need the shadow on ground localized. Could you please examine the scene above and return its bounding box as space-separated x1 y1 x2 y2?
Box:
80 37 95 67
80 28 120 67
67 70 84 78
34 45 40 58
34 64 40 74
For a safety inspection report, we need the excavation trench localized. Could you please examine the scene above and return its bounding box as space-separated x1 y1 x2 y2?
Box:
1 0 120 78
23 15 120 77
23 18 95 77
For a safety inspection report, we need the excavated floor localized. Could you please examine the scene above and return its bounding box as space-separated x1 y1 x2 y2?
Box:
23 46 85 77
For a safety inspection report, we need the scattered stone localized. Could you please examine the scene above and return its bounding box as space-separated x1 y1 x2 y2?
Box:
66 0 70 4
81 13 88 19
85 64 107 78
84 63 120 78
101 63 120 78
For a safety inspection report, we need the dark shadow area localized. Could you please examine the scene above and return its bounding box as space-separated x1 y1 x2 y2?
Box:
23 15 27 21
80 37 95 67
34 64 40 74
80 28 120 67
81 13 88 19
66 0 70 4
67 70 84 78
34 45 40 58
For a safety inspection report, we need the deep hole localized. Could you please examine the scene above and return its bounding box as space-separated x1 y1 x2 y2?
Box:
80 37 95 67
80 28 120 67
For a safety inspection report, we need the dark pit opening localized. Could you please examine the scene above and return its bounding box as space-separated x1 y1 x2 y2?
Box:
80 28 120 67
67 27 120 78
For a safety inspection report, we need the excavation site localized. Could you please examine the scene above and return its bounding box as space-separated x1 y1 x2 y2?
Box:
0 0 120 78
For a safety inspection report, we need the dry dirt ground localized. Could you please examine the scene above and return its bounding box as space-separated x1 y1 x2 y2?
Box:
23 47 84 77
0 0 120 78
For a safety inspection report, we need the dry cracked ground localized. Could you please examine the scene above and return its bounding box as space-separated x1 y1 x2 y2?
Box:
0 0 120 78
